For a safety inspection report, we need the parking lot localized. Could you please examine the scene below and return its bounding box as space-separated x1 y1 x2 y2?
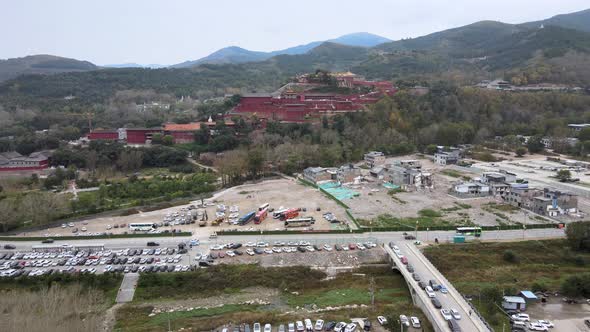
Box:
16 179 351 238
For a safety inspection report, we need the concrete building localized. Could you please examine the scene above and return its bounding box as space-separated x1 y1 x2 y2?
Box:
303 167 334 184
337 164 361 184
364 151 385 168
502 296 526 311
394 160 422 169
452 181 490 197
434 151 459 166
531 189 578 216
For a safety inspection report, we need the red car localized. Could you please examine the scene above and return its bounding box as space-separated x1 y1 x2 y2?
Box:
401 256 408 265
349 243 356 250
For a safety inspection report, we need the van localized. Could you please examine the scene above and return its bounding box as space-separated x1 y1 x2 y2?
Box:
447 319 461 332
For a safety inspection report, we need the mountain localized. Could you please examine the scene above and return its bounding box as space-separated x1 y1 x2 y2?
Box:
103 63 167 69
520 8 590 33
0 54 97 82
171 32 390 68
328 32 391 47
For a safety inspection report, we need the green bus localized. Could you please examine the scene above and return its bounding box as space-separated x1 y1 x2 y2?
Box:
456 227 482 237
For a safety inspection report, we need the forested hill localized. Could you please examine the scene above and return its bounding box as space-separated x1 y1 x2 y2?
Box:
0 55 97 82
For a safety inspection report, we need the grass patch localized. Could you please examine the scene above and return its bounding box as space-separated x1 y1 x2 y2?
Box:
360 213 460 229
485 202 520 213
418 209 442 218
441 169 463 178
238 191 251 195
387 188 407 204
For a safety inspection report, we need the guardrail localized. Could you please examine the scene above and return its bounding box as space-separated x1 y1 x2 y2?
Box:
0 232 193 241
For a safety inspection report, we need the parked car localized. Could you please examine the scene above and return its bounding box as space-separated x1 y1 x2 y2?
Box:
440 309 453 320
344 323 357 332
410 317 421 328
296 321 305 332
253 323 261 332
412 273 421 281
536 320 554 328
278 324 285 332
362 319 371 331
288 322 295 332
450 308 462 320
431 298 442 308
334 322 346 332
528 323 548 331
314 319 324 331
399 315 409 327
376 316 387 325
406 263 414 273
304 319 313 331
324 321 336 331
264 324 272 332
417 281 427 289
511 313 530 322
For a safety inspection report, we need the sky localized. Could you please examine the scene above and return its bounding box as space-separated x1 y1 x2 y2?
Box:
1 0 589 66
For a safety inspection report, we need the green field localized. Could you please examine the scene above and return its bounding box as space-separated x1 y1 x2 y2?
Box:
116 265 433 332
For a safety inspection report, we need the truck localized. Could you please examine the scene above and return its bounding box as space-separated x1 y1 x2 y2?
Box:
278 208 300 221
238 211 256 225
284 217 315 228
254 208 268 224
211 216 224 226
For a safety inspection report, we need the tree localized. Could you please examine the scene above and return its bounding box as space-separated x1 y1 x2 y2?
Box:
246 149 265 178
556 169 572 182
162 135 174 146
578 127 590 142
425 144 438 155
560 273 590 298
527 135 545 153
503 250 519 263
565 221 590 252
515 147 527 157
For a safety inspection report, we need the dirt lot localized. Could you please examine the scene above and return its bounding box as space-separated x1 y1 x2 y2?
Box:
526 297 590 332
18 179 350 237
345 155 535 227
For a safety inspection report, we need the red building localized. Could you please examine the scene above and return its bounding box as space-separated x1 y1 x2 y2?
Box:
163 122 201 144
125 128 163 145
87 130 119 141
0 151 50 171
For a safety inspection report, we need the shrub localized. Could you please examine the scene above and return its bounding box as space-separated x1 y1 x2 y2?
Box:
503 250 519 263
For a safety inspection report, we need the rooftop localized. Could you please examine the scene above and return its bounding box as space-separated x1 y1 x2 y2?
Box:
503 296 526 304
164 122 201 131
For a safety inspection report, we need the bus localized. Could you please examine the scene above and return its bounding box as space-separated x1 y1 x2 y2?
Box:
284 217 315 228
254 208 268 224
456 227 482 237
129 223 156 231
238 211 256 225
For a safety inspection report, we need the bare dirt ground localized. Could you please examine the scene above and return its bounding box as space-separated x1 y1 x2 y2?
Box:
346 155 526 226
18 179 349 237
526 297 590 332
220 249 387 269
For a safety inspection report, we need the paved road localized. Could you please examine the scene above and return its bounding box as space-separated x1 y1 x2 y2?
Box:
116 272 139 303
385 242 491 332
0 228 565 252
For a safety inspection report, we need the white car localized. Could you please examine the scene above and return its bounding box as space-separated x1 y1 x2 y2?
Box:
304 319 313 331
61 224 66 228
344 323 357 332
528 323 549 331
264 324 272 332
410 316 421 328
226 250 236 257
296 321 305 332
264 248 273 254
246 249 255 256
450 308 462 320
376 316 387 325
272 247 282 253
81 227 87 232
253 323 261 332
314 319 324 331
537 320 554 328
511 313 530 322
334 322 347 332
425 286 436 298
440 309 452 321
288 322 295 332
399 315 410 327
106 225 112 230
245 241 256 247
323 244 333 251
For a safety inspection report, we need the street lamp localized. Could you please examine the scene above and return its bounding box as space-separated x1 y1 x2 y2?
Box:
415 220 419 240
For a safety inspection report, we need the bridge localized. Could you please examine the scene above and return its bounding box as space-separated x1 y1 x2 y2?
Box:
383 242 492 332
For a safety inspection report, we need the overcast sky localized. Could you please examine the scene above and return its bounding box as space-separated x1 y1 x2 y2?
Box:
1 0 589 66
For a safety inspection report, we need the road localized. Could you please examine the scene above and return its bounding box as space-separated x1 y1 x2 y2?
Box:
116 273 139 303
0 228 565 252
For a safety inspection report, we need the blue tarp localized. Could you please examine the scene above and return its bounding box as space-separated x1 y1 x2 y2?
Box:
319 182 360 201
520 291 538 300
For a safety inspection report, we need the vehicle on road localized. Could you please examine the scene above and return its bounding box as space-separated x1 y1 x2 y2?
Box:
456 226 482 237
440 285 448 293
447 319 461 332
440 309 452 320
41 239 54 244
431 298 442 308
412 273 421 281
450 309 461 320
376 316 387 325
425 286 436 298
3 244 15 250
147 241 159 246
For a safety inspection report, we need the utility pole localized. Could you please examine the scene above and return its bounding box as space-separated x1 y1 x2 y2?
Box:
369 277 375 307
